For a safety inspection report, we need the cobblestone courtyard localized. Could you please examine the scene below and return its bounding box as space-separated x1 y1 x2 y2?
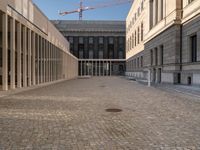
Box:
0 77 200 149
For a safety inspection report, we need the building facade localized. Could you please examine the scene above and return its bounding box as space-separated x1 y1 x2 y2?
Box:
0 0 78 91
52 20 126 76
126 0 200 86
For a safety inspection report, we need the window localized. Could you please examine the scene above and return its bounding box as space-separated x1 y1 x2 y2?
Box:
119 37 124 44
150 49 153 66
109 37 114 44
141 1 144 11
137 7 140 16
69 37 73 43
89 37 93 44
132 33 134 48
99 51 103 59
99 37 103 44
135 30 137 46
141 22 144 41
137 57 140 68
160 45 164 65
155 48 158 65
190 35 197 62
89 50 93 59
79 37 84 44
79 51 83 59
141 56 143 67
188 0 194 4
119 51 123 59
138 27 140 44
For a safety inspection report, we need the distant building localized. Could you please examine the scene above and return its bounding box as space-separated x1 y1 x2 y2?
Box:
52 20 126 76
126 0 200 86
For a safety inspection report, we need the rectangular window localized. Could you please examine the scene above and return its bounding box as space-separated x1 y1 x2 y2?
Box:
79 37 84 44
141 56 143 67
138 27 140 44
135 31 137 46
155 48 158 65
160 45 164 65
188 0 194 4
150 50 153 66
137 57 140 68
191 35 197 62
109 37 114 44
99 37 103 44
69 37 73 43
141 22 143 41
89 37 93 44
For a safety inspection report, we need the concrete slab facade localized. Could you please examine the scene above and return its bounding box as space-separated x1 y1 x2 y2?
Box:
0 0 79 91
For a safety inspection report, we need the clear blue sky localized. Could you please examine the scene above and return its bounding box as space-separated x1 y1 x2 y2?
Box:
32 0 132 20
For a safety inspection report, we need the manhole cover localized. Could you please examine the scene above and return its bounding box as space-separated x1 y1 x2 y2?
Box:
105 108 122 112
100 85 106 88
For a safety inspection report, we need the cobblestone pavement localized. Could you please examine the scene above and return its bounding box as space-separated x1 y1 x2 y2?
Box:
0 77 200 150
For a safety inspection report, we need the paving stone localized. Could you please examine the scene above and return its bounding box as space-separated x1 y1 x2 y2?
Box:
0 77 200 149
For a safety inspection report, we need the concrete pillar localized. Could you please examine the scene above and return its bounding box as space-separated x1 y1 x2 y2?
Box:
48 42 51 82
28 29 32 86
197 31 200 61
41 38 44 83
103 61 105 76
95 61 97 76
81 61 83 76
98 60 100 76
50 43 52 81
43 40 46 83
37 35 40 84
23 26 27 87
92 61 93 76
32 32 36 85
148 69 151 87
110 61 112 76
10 18 16 89
2 14 8 91
17 22 22 88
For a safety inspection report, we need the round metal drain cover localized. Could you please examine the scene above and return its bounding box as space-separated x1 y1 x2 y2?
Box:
105 108 122 112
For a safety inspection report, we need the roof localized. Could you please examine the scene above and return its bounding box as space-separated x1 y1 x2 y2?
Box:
51 20 126 33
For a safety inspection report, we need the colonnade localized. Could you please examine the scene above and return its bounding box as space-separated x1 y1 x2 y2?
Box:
79 60 112 76
0 13 78 91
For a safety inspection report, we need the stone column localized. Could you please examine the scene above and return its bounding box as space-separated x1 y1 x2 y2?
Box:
48 42 51 82
17 22 22 88
148 69 151 87
110 61 112 76
10 18 16 89
28 29 32 86
95 61 97 76
23 26 27 87
197 31 200 61
81 61 83 76
43 39 46 82
99 60 101 76
40 38 43 83
32 32 36 85
37 36 40 84
2 14 8 91
92 61 93 76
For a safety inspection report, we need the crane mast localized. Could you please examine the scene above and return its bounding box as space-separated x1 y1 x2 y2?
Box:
79 0 83 20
